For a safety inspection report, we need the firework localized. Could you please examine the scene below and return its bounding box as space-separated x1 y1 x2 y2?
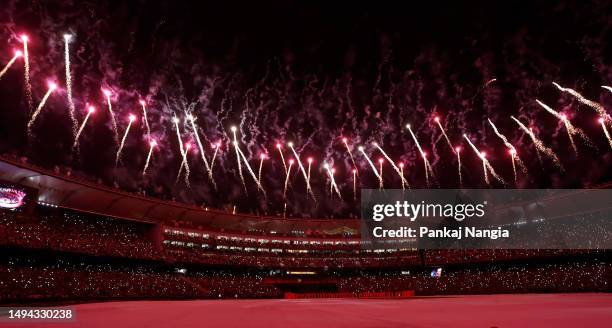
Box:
352 168 357 199
378 158 384 190
188 114 215 188
258 154 265 183
406 124 435 186
283 159 294 199
307 157 313 194
599 117 612 149
27 81 57 133
73 105 95 148
103 89 119 146
434 116 454 151
288 142 315 200
553 82 609 120
142 140 157 176
0 50 22 80
276 143 288 174
140 100 151 139
536 99 593 154
210 141 221 173
21 35 32 111
230 126 247 193
342 137 357 169
176 143 192 187
357 146 382 188
463 134 507 186
173 117 191 181
234 141 266 195
487 118 528 179
323 163 342 199
115 114 136 166
511 116 563 170
455 147 463 187
373 142 409 188
63 34 77 137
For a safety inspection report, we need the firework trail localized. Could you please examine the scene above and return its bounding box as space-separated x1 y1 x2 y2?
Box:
142 140 157 175
63 34 77 137
307 157 313 193
173 117 191 181
0 50 22 80
463 134 507 186
406 124 435 186
342 137 357 169
511 116 562 170
358 146 382 186
599 117 612 149
487 118 528 177
27 81 57 134
176 143 191 187
73 105 95 148
373 142 409 188
553 82 609 121
536 99 593 154
21 35 32 111
234 141 266 195
210 142 221 173
378 158 384 190
456 147 463 187
140 100 151 139
323 163 342 198
103 89 119 146
115 114 136 166
283 159 294 199
352 168 357 199
258 154 265 183
188 114 215 188
288 142 316 200
276 143 288 174
509 148 518 185
434 117 454 151
230 126 247 193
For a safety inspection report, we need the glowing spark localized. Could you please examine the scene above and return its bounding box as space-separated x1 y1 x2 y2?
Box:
434 117 454 151
73 106 95 148
463 134 507 186
0 50 22 80
230 126 247 193
358 146 382 188
103 89 119 146
27 81 57 133
553 82 609 120
352 168 357 199
307 157 313 194
599 117 612 149
323 163 342 199
143 140 157 175
276 143 287 174
378 158 384 190
536 99 593 154
406 124 435 186
342 137 357 169
511 116 562 170
373 143 409 188
140 100 151 139
173 117 191 182
288 142 315 200
188 114 215 188
258 154 265 184
115 114 136 166
283 159 294 199
487 118 528 178
63 34 77 137
455 147 463 187
21 35 32 111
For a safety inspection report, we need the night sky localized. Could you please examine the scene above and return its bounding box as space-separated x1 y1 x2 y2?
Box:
0 0 611 218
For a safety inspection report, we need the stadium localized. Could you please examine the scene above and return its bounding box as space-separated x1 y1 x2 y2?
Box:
0 1 611 327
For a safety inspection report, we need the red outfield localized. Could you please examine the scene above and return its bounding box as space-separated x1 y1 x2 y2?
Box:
3 293 612 328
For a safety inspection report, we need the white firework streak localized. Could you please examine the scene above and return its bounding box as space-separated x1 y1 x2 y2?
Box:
258 157 264 185
288 144 316 200
115 117 134 166
188 116 215 188
374 143 409 188
435 119 454 151
64 36 77 137
307 161 312 193
511 116 563 170
176 145 191 188
22 38 32 111
536 99 594 154
173 118 191 181
456 150 463 188
406 124 435 185
27 86 56 133
140 102 151 138
463 135 507 186
358 148 381 181
283 161 294 199
142 142 155 175
324 164 342 199
352 169 357 199
73 108 94 148
277 146 288 174
378 160 384 189
105 93 119 146
599 119 612 149
553 82 610 122
235 142 266 195
231 130 247 193
0 53 20 80
487 118 528 175
343 139 357 169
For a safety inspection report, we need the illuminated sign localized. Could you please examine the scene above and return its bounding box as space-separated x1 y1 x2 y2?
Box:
0 187 26 209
